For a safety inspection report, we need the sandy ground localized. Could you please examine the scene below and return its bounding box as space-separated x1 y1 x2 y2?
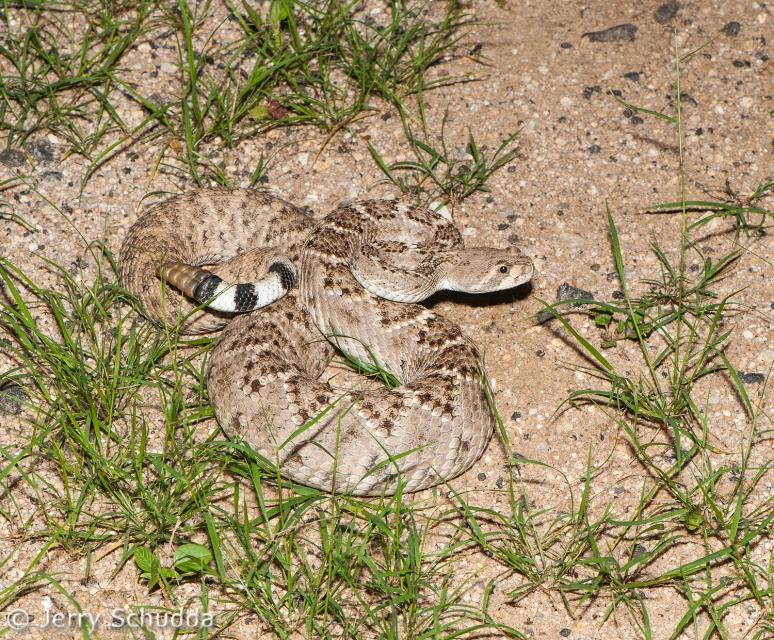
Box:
1 0 774 637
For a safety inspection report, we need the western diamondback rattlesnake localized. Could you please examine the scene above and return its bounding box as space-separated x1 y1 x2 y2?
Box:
120 188 533 496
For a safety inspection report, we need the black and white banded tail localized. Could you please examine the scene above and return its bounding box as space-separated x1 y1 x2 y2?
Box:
158 258 296 314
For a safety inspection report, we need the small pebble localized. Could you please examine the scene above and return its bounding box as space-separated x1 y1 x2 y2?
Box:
582 24 637 43
507 234 520 244
587 144 601 154
0 382 27 415
0 149 26 167
623 71 640 81
732 59 745 68
535 441 548 452
654 1 680 24
723 21 741 36
742 329 754 340
557 283 593 305
738 372 765 384
560 629 572 638
560 42 573 49
496 477 504 489
582 85 602 100
511 412 521 420
536 350 545 357
477 472 486 481
28 139 55 164
559 232 585 247
42 170 63 183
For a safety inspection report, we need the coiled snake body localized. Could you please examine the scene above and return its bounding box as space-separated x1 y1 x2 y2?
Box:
120 189 533 496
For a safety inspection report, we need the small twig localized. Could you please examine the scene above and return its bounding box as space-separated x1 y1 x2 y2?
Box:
313 112 374 167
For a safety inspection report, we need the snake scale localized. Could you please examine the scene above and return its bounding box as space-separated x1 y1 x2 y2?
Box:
120 188 533 496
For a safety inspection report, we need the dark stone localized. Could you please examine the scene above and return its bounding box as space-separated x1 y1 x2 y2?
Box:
680 93 698 106
631 116 644 125
654 1 680 24
587 144 601 154
507 165 516 173
623 71 640 81
536 350 545 357
732 59 746 68
259 175 269 184
0 149 26 167
511 411 521 420
590 264 600 271
625 543 647 556
560 42 573 49
507 234 519 244
723 21 741 36
614 486 625 495
41 170 63 183
582 85 602 100
610 89 623 96
612 291 625 299
623 108 634 118
560 630 572 638
477 472 486 481
582 24 637 43
498 223 510 230
28 139 54 164
381 112 392 121
0 381 27 415
738 372 765 384
696 127 703 135
496 476 504 488
557 283 594 305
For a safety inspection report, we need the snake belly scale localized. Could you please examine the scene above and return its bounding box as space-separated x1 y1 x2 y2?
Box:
120 189 533 496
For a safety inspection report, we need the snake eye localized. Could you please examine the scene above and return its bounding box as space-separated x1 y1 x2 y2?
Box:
499 265 509 274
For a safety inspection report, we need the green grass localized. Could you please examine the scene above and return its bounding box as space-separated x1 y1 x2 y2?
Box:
368 116 521 210
0 0 474 188
1 5 774 639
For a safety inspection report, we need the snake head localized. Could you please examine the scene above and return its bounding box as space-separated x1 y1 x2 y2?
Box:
442 248 534 294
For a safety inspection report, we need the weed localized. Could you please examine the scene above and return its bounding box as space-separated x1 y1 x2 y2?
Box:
369 116 520 210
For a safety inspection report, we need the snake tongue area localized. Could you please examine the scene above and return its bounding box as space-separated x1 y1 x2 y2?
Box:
121 191 530 496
